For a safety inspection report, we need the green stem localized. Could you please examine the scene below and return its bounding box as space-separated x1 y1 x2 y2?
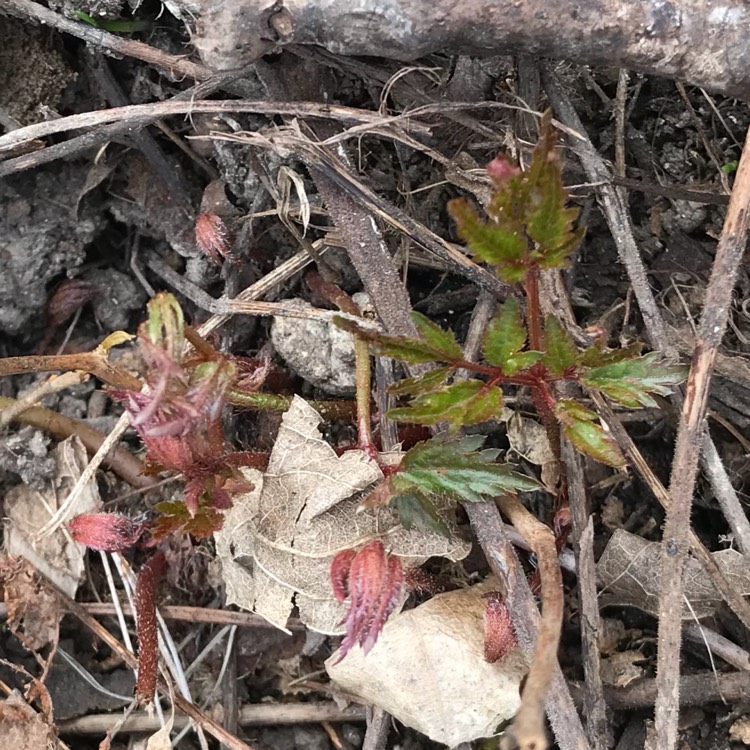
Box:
227 390 356 421
354 336 378 460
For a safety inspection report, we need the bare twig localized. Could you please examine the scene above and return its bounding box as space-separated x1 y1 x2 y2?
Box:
654 122 750 749
495 493 564 750
562 441 610 750
0 100 429 157
0 351 142 391
59 702 366 736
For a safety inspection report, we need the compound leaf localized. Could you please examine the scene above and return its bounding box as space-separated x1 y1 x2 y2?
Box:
388 380 502 432
554 400 625 468
392 437 542 508
334 316 460 365
504 350 543 376
448 199 528 284
391 493 452 538
410 312 463 360
580 353 688 408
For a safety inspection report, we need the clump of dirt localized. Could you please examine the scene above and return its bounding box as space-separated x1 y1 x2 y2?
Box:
0 18 76 125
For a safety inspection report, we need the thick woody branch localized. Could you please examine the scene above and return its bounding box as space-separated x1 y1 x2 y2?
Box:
194 0 750 101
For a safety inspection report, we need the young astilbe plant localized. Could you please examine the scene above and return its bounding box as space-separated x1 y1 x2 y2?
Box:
336 111 687 538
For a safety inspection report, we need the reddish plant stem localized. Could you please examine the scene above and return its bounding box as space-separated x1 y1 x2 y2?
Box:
135 551 166 705
524 266 544 352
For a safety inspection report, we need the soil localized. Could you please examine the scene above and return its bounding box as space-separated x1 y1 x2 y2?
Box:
1 2 750 750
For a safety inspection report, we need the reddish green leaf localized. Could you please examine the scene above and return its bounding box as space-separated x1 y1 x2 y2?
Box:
523 112 584 269
388 380 503 431
410 312 463 359
333 316 462 365
483 297 526 366
578 341 643 367
391 436 542 505
542 315 578 375
554 400 625 467
503 350 543 376
388 366 454 396
580 353 688 408
448 198 528 283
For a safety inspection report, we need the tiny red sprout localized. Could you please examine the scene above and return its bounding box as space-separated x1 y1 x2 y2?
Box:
484 591 517 663
331 540 404 660
47 278 95 329
486 155 521 184
195 211 232 264
69 512 146 552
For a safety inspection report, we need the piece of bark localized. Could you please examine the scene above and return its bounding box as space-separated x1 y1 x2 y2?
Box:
193 0 750 100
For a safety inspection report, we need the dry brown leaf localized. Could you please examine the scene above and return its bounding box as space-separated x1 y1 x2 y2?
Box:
326 581 527 746
0 556 60 650
599 650 646 687
597 528 750 618
505 411 558 489
0 692 59 750
215 396 470 634
4 436 102 598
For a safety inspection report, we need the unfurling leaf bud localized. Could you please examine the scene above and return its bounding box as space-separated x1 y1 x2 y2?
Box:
331 540 404 659
69 512 146 551
195 211 232 265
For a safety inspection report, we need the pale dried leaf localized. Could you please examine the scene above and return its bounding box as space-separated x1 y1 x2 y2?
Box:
597 528 750 618
600 650 646 687
215 396 470 634
506 412 558 489
0 693 58 750
4 436 102 597
0 556 60 650
326 581 527 746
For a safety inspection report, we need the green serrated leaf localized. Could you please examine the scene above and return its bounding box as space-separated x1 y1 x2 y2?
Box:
410 312 463 359
390 493 452 537
483 297 527 366
388 366 454 396
334 316 462 365
448 199 528 283
523 111 583 268
554 399 625 467
542 316 578 375
578 341 643 367
580 353 688 408
503 350 543 376
392 438 542 506
388 380 502 431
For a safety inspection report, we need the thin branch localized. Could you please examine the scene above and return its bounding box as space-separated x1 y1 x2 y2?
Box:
495 493 564 750
561 441 610 750
59 702 366 736
655 121 750 749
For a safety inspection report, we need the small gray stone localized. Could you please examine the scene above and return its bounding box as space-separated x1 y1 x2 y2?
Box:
271 299 356 396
